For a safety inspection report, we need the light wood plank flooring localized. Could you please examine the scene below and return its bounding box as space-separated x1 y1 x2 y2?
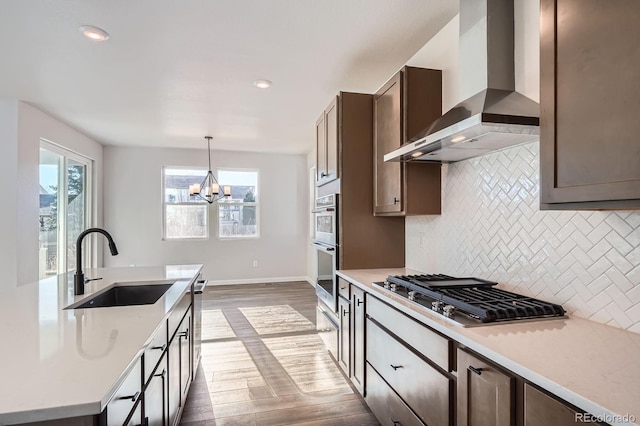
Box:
180 281 379 426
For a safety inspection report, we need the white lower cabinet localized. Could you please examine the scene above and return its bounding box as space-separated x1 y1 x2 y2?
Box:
104 357 143 426
125 402 143 426
145 354 168 426
98 296 193 426
169 311 191 426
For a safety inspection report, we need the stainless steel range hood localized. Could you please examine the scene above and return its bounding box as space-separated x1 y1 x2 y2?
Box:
385 0 539 163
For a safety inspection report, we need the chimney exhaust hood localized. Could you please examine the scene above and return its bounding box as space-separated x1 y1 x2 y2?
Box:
384 0 539 163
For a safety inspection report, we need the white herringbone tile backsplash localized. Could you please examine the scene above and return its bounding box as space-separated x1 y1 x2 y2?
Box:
406 142 640 333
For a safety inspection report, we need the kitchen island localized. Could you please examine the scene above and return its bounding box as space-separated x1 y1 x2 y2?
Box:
0 264 202 425
338 268 640 426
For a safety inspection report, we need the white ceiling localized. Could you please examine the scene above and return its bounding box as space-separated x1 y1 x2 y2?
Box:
0 1 458 154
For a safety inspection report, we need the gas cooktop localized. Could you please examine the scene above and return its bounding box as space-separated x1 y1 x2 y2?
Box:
373 274 566 327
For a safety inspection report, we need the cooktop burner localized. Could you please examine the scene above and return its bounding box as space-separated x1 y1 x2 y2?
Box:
374 274 566 327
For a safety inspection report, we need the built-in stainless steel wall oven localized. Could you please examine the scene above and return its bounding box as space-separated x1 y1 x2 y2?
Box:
312 194 338 312
313 194 339 359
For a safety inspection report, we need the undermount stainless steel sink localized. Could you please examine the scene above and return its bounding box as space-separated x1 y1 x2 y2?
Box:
66 281 176 309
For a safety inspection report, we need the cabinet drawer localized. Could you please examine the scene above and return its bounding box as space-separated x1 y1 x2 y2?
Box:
365 364 424 426
316 304 338 359
367 319 452 426
367 295 451 371
338 278 350 299
144 320 168 384
168 292 191 341
106 357 142 426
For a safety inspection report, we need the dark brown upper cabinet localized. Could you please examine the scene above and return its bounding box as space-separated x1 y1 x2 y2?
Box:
316 96 339 186
373 66 442 216
317 92 406 269
540 0 640 210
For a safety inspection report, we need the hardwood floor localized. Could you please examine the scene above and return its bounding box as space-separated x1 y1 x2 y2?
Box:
180 281 379 426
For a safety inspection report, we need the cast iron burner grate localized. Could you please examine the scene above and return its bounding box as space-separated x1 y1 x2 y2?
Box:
385 274 565 323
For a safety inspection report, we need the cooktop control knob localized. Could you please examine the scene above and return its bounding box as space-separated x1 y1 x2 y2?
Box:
443 305 456 318
432 301 444 312
408 290 417 301
383 281 390 289
389 283 397 292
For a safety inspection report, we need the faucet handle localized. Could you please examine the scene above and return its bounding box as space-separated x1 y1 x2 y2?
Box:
85 277 103 283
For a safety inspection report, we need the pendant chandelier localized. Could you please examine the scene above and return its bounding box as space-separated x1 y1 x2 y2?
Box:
188 136 231 203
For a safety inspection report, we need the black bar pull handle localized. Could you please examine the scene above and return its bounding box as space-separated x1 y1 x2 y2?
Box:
390 418 401 425
151 343 167 351
120 391 140 402
356 298 364 306
468 366 483 375
390 364 403 371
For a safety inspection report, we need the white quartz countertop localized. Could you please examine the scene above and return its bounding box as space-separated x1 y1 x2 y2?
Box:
0 264 203 425
338 268 640 426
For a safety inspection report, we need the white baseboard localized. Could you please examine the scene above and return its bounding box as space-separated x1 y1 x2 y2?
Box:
205 276 310 286
305 277 315 287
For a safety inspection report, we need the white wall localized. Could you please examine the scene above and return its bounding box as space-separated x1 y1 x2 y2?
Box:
0 101 103 287
306 151 316 285
404 2 640 332
16 102 104 285
103 146 308 284
0 100 19 289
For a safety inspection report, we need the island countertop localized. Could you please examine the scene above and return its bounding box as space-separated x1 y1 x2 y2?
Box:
338 268 640 426
0 264 203 425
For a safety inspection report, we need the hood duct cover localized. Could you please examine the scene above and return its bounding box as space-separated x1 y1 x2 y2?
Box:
385 0 540 163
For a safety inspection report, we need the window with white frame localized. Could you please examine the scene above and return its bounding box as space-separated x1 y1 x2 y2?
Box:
39 140 93 278
162 167 208 240
217 169 259 238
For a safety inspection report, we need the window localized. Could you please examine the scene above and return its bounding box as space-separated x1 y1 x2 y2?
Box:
217 170 259 238
163 167 208 240
39 141 92 278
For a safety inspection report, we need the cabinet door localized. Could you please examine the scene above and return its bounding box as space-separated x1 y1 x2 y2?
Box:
315 111 327 183
540 0 640 209
145 355 168 426
457 349 514 426
125 401 143 426
168 320 182 426
374 71 403 214
524 384 587 425
351 286 365 394
325 96 339 183
338 296 351 376
179 314 192 406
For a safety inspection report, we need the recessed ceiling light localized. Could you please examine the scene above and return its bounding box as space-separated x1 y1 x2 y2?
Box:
79 25 110 42
253 79 272 89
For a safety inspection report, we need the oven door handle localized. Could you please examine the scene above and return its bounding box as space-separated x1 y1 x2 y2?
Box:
312 242 335 252
312 207 335 213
